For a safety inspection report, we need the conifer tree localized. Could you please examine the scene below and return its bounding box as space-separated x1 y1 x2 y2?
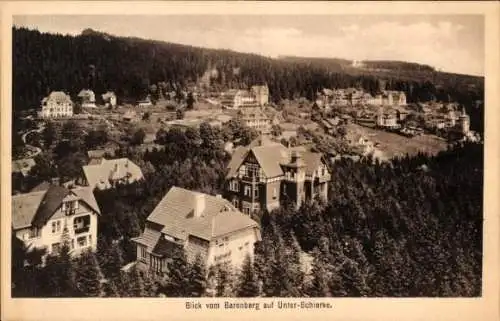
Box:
213 263 235 297
42 243 76 297
74 250 103 297
306 247 332 297
163 247 190 297
188 254 207 297
236 254 260 297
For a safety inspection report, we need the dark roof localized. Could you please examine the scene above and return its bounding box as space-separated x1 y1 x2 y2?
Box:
31 185 70 227
29 181 51 193
152 237 183 257
226 138 327 178
12 185 100 230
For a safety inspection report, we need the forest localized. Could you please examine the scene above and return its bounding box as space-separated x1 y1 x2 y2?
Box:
13 27 484 132
12 119 483 297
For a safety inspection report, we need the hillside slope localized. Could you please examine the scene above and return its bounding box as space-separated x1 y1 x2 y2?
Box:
13 27 483 129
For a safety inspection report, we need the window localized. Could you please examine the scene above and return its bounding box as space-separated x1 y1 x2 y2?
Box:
230 180 239 192
77 236 87 248
243 207 250 215
245 163 260 179
71 239 75 249
244 186 251 197
88 234 92 245
273 188 278 199
254 188 259 198
29 227 41 238
51 220 61 234
139 246 147 261
232 198 239 208
151 256 162 273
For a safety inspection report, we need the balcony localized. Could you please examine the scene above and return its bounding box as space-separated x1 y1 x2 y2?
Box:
74 225 90 234
214 251 232 262
315 173 331 183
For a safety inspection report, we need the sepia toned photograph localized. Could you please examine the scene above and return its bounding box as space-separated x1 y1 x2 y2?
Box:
1 3 498 321
8 12 487 300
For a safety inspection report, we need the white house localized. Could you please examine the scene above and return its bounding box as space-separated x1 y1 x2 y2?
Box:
132 186 261 274
80 158 144 190
102 91 117 108
251 85 269 106
12 185 100 258
78 89 97 108
220 89 258 109
137 96 153 108
238 108 272 134
39 91 74 119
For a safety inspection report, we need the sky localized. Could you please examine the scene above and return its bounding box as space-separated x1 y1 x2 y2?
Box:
14 15 484 76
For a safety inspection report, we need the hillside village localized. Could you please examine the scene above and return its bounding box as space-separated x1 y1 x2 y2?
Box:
11 27 484 298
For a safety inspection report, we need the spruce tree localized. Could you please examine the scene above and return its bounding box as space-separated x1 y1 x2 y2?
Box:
236 254 260 297
42 243 76 297
211 263 235 297
307 247 332 297
163 248 190 297
188 254 207 297
74 250 103 297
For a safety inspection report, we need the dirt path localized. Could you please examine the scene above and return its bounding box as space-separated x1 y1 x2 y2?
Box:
20 124 45 158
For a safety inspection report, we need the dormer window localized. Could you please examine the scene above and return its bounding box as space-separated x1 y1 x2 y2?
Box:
62 200 79 215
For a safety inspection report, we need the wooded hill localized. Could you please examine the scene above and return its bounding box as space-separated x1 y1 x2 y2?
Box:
13 27 484 119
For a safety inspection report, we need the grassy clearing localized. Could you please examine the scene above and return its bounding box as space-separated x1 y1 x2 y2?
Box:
347 123 448 158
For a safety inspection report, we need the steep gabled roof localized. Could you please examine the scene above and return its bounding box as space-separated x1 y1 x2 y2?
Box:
12 185 100 230
12 191 46 229
226 138 326 179
145 186 257 242
31 185 70 227
301 152 324 176
226 146 249 178
251 145 288 177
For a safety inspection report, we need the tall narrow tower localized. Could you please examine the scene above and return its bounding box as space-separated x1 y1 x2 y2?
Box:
459 106 470 135
281 151 306 208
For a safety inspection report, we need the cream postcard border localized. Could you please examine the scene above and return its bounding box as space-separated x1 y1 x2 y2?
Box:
1 2 499 321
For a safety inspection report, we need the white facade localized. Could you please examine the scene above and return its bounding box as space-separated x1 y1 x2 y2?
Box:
39 91 74 119
78 89 97 108
205 228 259 269
14 198 98 257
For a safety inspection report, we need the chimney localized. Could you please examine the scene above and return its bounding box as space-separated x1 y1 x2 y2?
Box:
193 193 206 217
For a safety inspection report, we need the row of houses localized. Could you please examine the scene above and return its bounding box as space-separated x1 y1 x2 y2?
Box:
13 136 331 275
220 85 269 109
38 90 117 119
316 88 407 108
